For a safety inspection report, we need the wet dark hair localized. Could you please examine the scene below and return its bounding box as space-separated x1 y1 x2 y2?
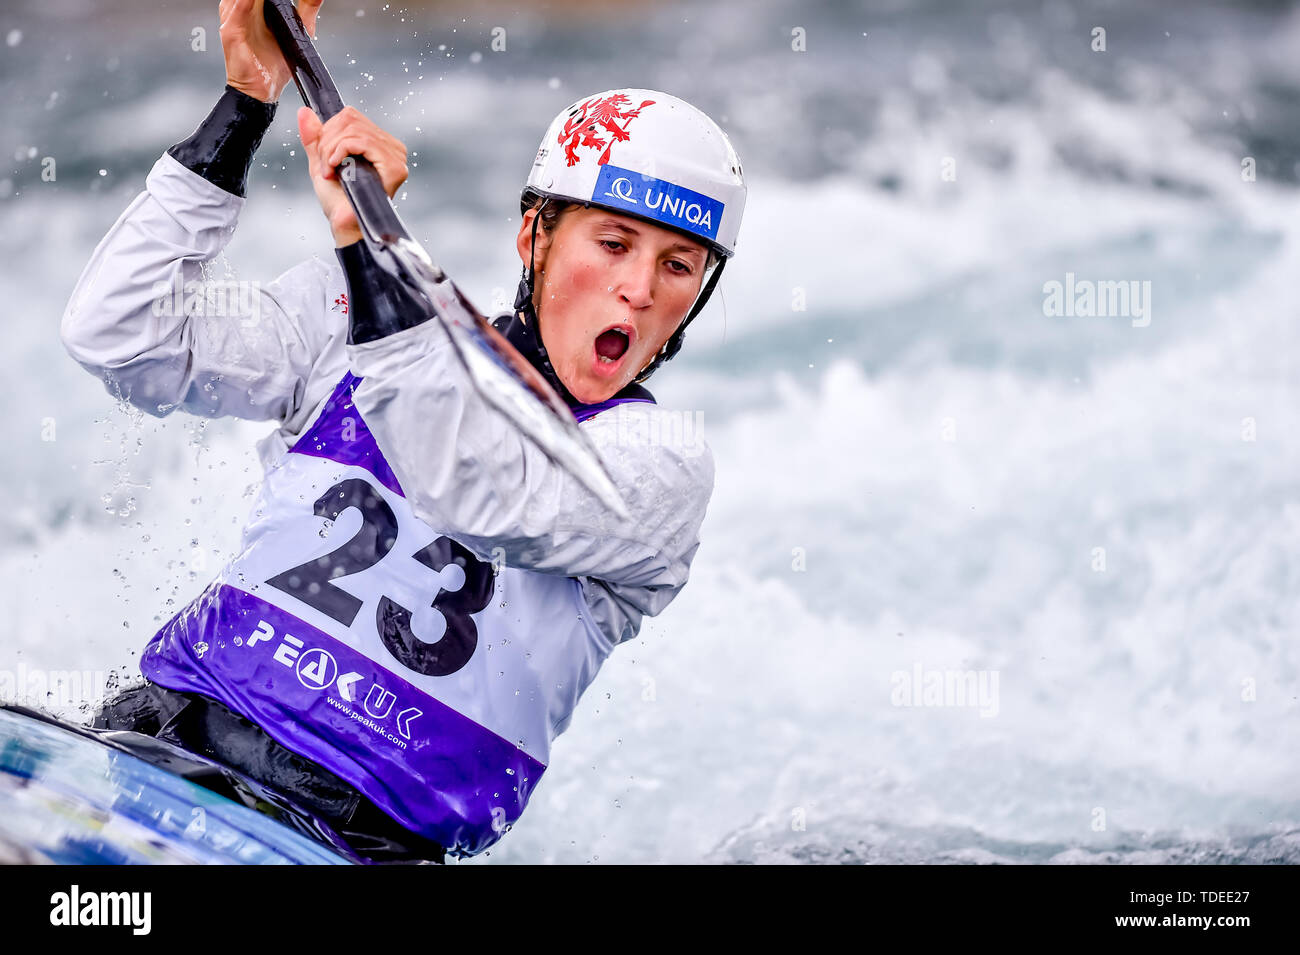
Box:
522 194 580 235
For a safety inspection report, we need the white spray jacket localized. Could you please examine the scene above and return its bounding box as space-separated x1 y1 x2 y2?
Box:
61 152 715 649
58 151 716 854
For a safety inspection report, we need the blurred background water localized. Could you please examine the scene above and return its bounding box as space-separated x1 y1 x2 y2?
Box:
1 0 1298 863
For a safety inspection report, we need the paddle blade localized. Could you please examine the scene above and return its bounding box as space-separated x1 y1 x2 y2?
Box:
379 240 632 520
262 0 630 520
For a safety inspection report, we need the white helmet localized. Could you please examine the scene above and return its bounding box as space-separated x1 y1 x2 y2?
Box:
517 89 747 383
521 88 746 258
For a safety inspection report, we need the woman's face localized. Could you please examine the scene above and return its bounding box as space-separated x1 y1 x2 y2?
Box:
516 205 709 404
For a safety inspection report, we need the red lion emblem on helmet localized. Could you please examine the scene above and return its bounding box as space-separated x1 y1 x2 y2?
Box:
557 93 656 167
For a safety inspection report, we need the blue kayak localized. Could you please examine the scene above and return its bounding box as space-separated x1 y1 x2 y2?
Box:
0 706 354 864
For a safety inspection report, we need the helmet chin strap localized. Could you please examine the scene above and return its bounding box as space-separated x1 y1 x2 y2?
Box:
510 199 583 405
516 197 727 388
632 252 726 384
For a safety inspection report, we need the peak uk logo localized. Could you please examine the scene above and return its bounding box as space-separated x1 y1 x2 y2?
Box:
558 93 655 166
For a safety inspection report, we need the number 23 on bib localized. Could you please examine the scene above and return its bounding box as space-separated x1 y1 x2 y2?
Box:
141 372 620 856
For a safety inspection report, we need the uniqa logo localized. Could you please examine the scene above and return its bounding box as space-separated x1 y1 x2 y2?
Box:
645 189 713 230
604 177 714 230
594 164 722 240
608 177 636 203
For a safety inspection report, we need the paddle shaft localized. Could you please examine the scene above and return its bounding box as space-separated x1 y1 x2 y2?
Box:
262 0 408 247
258 0 631 518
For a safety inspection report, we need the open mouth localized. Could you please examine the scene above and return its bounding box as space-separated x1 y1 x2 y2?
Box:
594 325 633 364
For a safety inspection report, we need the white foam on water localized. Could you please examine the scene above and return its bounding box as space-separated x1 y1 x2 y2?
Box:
3 0 1299 864
489 322 1300 862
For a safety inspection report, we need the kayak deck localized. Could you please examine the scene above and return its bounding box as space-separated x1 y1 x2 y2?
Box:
0 706 353 864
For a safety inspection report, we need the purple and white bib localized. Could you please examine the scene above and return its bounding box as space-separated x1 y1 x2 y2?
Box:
142 372 643 856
